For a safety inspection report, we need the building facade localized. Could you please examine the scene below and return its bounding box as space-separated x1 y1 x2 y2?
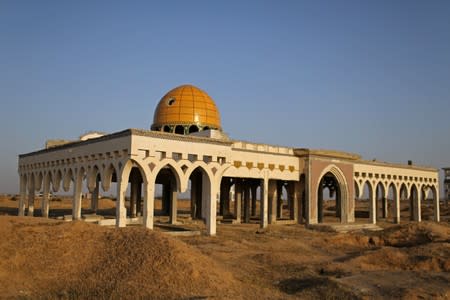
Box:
18 85 441 235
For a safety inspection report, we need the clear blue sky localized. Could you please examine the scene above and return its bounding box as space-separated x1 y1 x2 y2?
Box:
1 1 449 194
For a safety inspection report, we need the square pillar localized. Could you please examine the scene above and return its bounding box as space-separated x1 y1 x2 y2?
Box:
268 180 277 224
382 197 388 219
394 188 401 224
27 177 35 217
91 178 99 212
204 173 216 236
143 180 154 229
72 175 82 220
220 179 231 217
260 174 268 229
116 179 127 228
243 185 250 223
190 175 197 219
234 181 242 224
434 188 440 222
289 182 299 222
413 190 422 222
297 182 305 224
41 179 50 218
251 185 257 217
369 185 376 224
18 176 26 217
136 181 142 216
169 181 178 225
130 179 139 218
276 182 283 219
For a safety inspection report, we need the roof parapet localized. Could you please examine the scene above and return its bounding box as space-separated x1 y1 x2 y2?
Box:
294 148 361 160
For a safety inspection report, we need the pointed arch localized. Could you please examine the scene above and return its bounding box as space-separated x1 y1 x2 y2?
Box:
35 171 44 192
399 182 409 199
185 161 215 192
375 181 387 220
410 183 420 221
87 164 101 192
151 160 184 193
354 180 361 200
52 169 62 193
187 165 216 234
316 164 349 223
101 163 117 192
63 168 74 192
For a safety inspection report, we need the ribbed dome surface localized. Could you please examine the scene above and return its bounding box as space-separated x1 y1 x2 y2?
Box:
151 85 221 131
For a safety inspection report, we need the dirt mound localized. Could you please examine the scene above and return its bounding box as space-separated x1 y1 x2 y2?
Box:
342 243 450 272
317 222 450 294
380 222 450 247
0 216 243 299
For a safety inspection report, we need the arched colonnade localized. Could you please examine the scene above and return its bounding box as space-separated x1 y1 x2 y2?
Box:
18 157 301 235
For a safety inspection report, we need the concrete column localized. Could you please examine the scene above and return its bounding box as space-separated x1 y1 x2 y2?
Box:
72 174 82 220
136 181 142 216
260 173 268 229
414 190 422 222
41 177 50 218
18 176 26 217
289 182 298 221
297 182 305 224
369 185 376 224
190 175 197 219
27 179 35 217
203 172 216 236
219 187 224 216
223 182 231 216
116 178 127 228
201 177 208 220
169 180 178 224
251 184 257 217
383 197 388 219
305 163 317 224
375 187 380 221
219 179 231 216
409 192 415 221
190 173 203 220
268 180 277 224
276 182 283 219
234 180 242 224
162 183 170 215
143 179 154 229
317 180 323 223
336 186 341 219
434 188 440 222
130 179 139 218
394 188 400 224
91 177 99 212
243 184 250 223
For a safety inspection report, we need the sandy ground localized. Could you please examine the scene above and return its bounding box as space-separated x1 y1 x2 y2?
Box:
0 195 449 299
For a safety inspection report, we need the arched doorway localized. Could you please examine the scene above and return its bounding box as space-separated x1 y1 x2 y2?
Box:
375 182 387 221
154 165 179 224
387 183 399 223
187 166 216 235
317 172 345 223
420 185 438 221
355 180 371 223
399 183 412 222
410 184 420 221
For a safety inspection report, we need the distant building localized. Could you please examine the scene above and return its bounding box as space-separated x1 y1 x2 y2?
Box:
18 85 441 235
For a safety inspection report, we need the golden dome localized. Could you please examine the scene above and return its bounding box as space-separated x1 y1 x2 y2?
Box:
151 85 222 134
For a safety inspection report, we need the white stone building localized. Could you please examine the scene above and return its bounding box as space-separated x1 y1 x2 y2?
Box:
18 85 441 235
